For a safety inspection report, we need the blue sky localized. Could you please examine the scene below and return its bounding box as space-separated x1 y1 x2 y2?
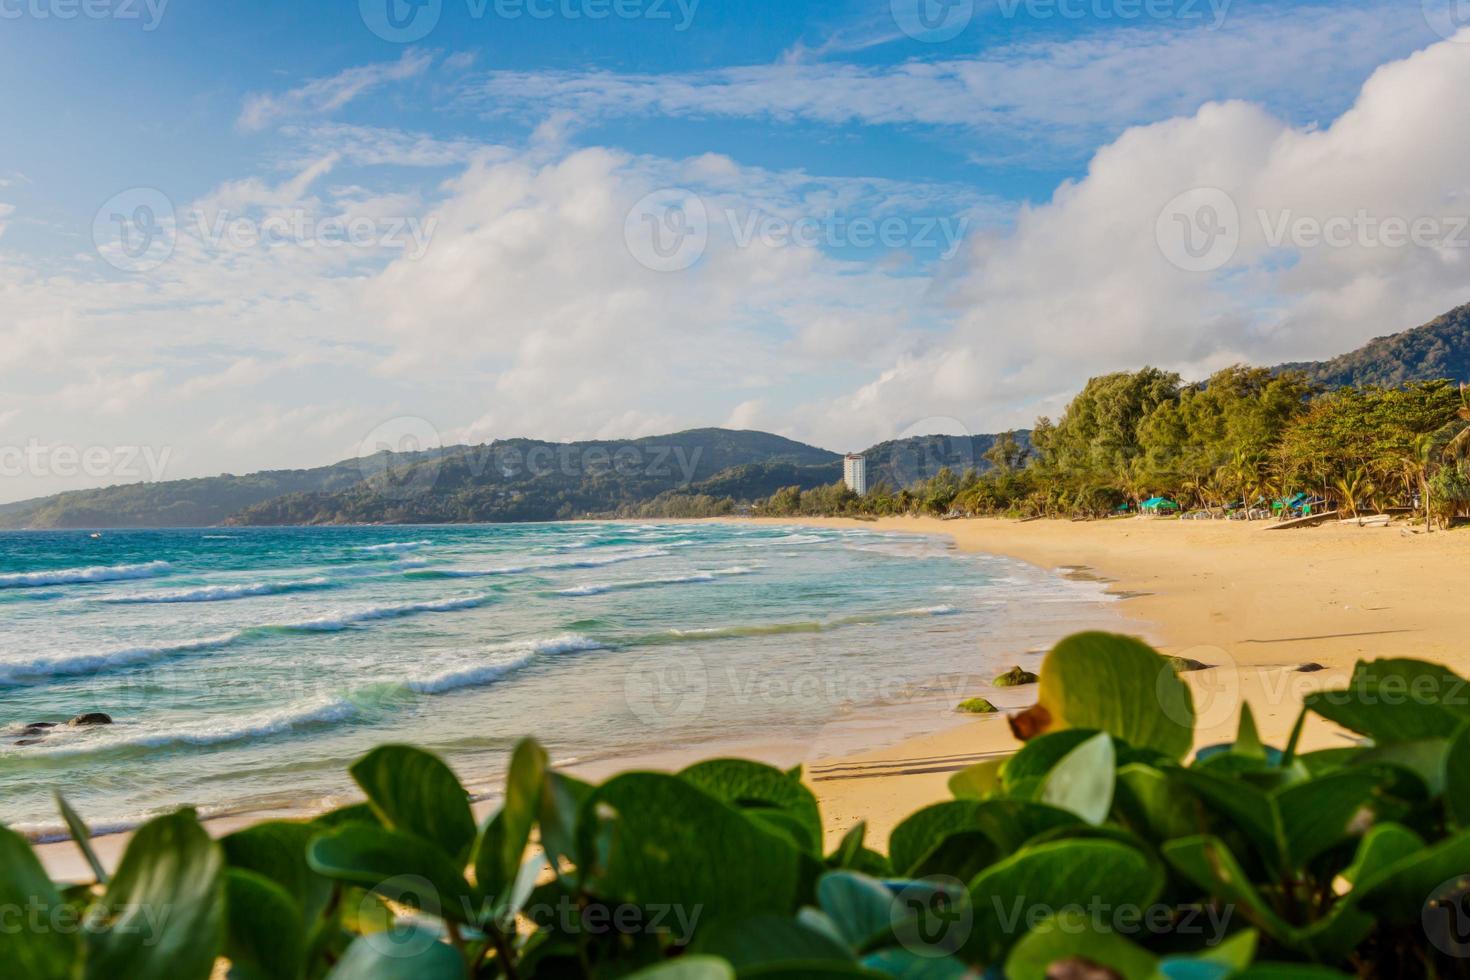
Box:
1 0 1469 500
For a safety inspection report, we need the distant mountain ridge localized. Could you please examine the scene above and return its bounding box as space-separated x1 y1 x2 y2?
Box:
1276 302 1470 388
5 301 1469 528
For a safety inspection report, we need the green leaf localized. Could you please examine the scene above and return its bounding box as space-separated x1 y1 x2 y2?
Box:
1115 764 1195 841
828 821 867 868
0 825 82 980
740 963 887 978
1352 827 1470 925
326 929 466 979
888 802 980 877
474 738 548 909
819 872 897 950
538 770 594 873
1003 730 1100 792
221 821 331 923
1352 739 1449 796
1304 658 1470 743
967 838 1164 963
84 809 224 980
969 800 1081 852
947 758 1005 800
224 868 305 980
1038 732 1115 825
579 772 802 925
1016 633 1194 759
1341 823 1424 886
53 793 108 885
692 914 853 968
858 949 972 978
1004 909 1158 980
1446 723 1470 828
625 956 736 979
1273 769 1384 868
680 758 823 855
1168 768 1278 866
307 824 479 925
1236 702 1266 759
349 745 476 863
1162 835 1293 942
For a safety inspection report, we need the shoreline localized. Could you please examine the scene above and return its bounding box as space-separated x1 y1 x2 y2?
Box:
34 515 1468 878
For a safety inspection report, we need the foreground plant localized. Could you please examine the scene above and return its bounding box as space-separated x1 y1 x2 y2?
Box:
4 631 1470 978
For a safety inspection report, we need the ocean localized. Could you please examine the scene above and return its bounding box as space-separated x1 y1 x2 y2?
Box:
0 522 1121 838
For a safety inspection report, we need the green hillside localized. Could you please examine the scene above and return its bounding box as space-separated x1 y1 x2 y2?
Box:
1277 301 1470 388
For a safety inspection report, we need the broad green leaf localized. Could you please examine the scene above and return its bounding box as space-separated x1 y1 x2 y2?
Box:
1011 633 1194 759
1341 823 1423 886
538 770 594 872
625 956 736 979
1002 730 1099 791
1305 658 1470 743
692 914 853 968
680 758 823 854
740 963 887 978
828 821 867 868
474 738 548 908
224 868 304 980
54 793 107 885
1004 909 1158 980
969 800 1080 852
349 745 476 863
947 758 1005 800
1352 827 1470 925
307 824 479 925
1115 764 1195 841
84 809 224 980
1446 723 1470 828
819 872 897 950
858 949 972 978
888 802 980 877
0 825 82 979
1162 836 1292 942
906 831 1001 884
1352 739 1447 796
579 772 802 925
1232 967 1355 979
326 929 465 979
1274 769 1383 868
221 821 331 923
1038 732 1115 825
967 838 1164 963
1167 768 1278 865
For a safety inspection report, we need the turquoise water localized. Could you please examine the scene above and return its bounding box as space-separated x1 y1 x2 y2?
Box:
0 522 1117 836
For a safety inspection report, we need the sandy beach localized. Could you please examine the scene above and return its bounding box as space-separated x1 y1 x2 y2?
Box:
35 515 1470 879
785 515 1470 850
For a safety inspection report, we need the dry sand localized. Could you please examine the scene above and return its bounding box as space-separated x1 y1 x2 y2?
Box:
36 515 1469 878
782 515 1469 850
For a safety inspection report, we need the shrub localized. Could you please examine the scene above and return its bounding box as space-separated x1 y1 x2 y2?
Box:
4 631 1469 978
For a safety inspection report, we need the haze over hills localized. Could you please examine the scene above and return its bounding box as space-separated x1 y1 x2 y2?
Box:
3 302 1467 529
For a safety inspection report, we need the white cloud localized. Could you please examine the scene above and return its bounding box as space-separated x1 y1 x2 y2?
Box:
238 50 433 133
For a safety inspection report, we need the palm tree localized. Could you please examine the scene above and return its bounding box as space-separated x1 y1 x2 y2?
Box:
1444 383 1470 474
1333 467 1375 519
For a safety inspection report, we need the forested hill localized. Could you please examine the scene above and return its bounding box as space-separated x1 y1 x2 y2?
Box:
1277 302 1470 388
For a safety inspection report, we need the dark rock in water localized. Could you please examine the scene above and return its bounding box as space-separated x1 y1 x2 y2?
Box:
25 721 57 729
1296 662 1327 673
67 712 113 727
1166 656 1210 672
993 665 1039 687
14 738 45 746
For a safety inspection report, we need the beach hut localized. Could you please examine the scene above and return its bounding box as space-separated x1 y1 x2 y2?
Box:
1141 496 1179 515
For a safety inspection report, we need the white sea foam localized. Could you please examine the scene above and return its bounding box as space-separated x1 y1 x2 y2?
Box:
404 634 606 694
0 561 171 589
0 632 242 685
353 540 432 553
101 577 332 604
555 566 755 596
281 594 493 632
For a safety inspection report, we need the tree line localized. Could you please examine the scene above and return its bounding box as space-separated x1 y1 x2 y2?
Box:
755 366 1470 526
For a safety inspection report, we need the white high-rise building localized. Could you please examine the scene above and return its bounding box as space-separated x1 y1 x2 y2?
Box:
843 454 868 495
